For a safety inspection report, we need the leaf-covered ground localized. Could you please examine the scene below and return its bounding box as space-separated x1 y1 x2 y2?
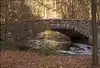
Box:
0 51 100 68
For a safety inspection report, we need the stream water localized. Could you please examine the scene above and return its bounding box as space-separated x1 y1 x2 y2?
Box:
59 43 100 55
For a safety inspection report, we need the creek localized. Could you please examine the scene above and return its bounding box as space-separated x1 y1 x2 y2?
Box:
59 43 100 55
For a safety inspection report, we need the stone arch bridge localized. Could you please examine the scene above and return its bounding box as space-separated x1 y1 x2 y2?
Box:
2 19 100 44
31 20 100 43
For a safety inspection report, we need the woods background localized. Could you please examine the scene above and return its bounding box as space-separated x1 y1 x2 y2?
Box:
0 0 100 24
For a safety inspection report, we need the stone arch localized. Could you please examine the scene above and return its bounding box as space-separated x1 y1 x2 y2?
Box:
31 20 92 44
50 28 89 44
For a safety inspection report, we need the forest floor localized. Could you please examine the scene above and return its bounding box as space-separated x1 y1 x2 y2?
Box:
0 50 100 68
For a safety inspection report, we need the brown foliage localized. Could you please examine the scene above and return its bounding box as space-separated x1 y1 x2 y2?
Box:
0 51 100 68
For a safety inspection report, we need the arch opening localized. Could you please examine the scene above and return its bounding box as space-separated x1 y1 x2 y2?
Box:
51 28 89 44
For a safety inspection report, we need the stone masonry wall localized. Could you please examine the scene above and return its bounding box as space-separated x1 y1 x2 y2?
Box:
1 19 100 45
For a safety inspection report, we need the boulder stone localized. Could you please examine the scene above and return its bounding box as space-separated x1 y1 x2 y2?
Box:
35 30 72 50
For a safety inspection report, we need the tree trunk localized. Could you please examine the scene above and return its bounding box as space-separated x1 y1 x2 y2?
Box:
91 0 98 67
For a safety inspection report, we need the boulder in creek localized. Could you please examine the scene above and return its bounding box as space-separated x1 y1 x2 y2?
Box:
34 30 72 50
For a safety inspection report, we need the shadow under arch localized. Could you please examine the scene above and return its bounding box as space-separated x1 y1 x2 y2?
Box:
51 28 89 44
